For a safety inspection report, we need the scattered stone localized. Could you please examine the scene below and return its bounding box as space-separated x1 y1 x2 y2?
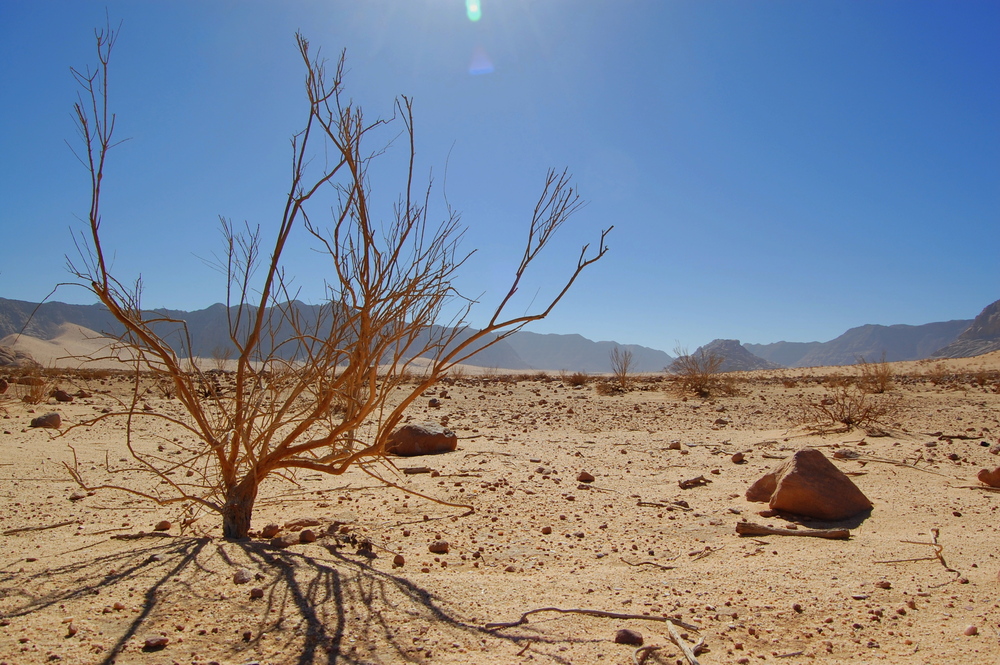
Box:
964 625 978 636
299 529 317 543
270 533 300 548
233 568 253 585
284 518 321 530
668 440 682 450
250 587 264 599
69 490 87 501
429 540 450 554
385 423 458 456
977 466 1000 488
428 398 442 408
260 523 281 538
30 412 61 429
393 554 405 567
142 635 169 650
731 452 745 464
0 378 7 394
52 389 74 403
990 444 1000 455
541 526 552 535
153 520 171 531
577 471 595 483
614 628 643 645
745 448 873 520
874 581 891 589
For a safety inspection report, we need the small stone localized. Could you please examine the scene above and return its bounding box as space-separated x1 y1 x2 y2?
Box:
429 540 450 554
428 398 441 408
874 581 891 589
153 520 171 531
668 440 682 450
576 471 595 483
249 587 264 599
731 452 745 463
964 625 978 636
30 412 61 429
541 526 552 535
260 523 281 538
393 554 405 567
66 623 78 637
283 518 321 530
69 490 87 501
298 529 317 543
614 628 643 645
233 568 253 585
142 635 169 650
52 389 74 403
242 630 252 641
504 565 517 573
792 603 803 613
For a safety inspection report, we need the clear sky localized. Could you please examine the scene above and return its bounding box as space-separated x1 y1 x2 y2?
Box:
1 1 997 352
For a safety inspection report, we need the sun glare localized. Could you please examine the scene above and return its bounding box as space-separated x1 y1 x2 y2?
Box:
466 0 482 22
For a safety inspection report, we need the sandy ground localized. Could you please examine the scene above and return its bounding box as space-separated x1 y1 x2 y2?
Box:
1 350 999 665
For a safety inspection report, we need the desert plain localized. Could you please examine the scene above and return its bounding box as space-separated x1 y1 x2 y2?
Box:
1 336 999 665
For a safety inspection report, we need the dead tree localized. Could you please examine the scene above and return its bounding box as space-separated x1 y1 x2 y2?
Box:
64 25 610 539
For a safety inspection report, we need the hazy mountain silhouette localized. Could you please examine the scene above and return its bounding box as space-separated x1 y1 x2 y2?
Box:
690 339 781 372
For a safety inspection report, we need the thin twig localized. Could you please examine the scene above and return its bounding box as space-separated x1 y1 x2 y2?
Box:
3 520 78 536
665 620 700 665
485 607 699 632
736 522 850 540
621 557 676 571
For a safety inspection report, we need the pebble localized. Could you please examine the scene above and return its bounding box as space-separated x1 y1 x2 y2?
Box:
143 635 169 650
874 581 892 589
429 540 450 554
69 490 87 502
614 628 643 645
52 390 74 403
576 471 595 483
153 520 171 531
233 568 253 585
541 526 552 535
731 452 745 463
393 554 405 567
249 587 264 599
964 625 978 636
260 523 281 538
299 529 317 543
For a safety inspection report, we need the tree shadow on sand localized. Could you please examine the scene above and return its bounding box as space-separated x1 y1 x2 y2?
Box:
0 533 603 664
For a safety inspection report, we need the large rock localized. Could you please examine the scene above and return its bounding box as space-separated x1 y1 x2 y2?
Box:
746 448 873 520
977 466 1000 488
385 423 457 456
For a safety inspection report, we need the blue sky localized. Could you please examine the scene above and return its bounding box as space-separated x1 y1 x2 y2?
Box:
1 1 997 352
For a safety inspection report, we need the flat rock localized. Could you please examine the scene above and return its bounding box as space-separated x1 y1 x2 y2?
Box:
614 628 644 645
30 412 61 429
385 423 457 456
746 447 873 520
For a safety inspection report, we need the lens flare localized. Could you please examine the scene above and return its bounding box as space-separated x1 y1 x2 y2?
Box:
466 0 482 22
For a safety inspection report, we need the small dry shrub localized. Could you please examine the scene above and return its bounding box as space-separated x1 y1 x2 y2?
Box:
803 384 901 431
781 378 798 388
857 354 893 394
594 380 625 396
565 371 589 387
668 348 724 397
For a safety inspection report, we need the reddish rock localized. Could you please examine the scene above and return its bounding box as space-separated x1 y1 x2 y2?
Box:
233 568 253 585
299 529 317 543
284 518 321 531
746 448 873 520
614 628 644 645
29 412 61 429
250 587 264 599
429 540 450 554
393 554 405 567
576 471 595 483
385 423 457 456
142 635 169 650
260 523 281 538
153 520 171 532
977 466 1000 488
52 389 74 403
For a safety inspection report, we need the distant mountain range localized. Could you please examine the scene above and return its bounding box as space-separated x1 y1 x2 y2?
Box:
2 296 998 371
0 297 671 373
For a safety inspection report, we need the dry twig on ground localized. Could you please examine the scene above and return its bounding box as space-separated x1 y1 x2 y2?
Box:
736 521 851 539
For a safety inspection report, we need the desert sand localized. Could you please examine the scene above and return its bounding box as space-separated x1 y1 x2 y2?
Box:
1 337 999 664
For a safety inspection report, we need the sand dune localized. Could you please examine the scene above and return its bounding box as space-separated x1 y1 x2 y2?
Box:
1 323 136 369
